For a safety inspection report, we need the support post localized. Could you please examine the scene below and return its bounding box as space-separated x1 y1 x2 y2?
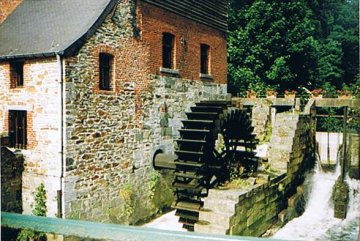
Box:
327 108 330 164
341 106 348 181
333 106 349 219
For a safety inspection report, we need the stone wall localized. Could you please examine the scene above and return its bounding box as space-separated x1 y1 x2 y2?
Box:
251 100 271 141
63 0 227 224
1 147 24 213
0 58 62 217
269 113 315 183
349 133 360 179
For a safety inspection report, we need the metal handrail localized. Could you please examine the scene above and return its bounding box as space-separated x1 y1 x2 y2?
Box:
1 212 295 241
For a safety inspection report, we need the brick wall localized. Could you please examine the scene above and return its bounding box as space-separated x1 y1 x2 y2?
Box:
0 0 22 23
139 2 227 84
0 58 62 217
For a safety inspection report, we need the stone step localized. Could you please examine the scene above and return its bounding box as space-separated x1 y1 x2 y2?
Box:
203 199 238 213
198 211 233 229
194 223 228 235
269 143 293 152
207 189 245 202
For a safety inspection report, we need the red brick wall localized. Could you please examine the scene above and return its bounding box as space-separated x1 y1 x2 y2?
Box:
0 0 22 23
138 2 227 84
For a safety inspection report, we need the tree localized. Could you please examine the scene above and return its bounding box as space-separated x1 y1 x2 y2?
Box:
228 0 359 95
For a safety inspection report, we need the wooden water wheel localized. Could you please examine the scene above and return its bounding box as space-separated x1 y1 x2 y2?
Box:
172 101 258 231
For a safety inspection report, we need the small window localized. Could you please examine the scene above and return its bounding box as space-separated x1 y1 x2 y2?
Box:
99 53 113 91
10 61 24 88
200 44 210 74
162 33 175 69
8 110 27 149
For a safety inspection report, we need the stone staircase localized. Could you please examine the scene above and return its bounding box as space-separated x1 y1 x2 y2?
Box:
195 189 245 234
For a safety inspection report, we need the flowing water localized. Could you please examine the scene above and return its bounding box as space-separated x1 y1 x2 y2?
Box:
273 159 360 241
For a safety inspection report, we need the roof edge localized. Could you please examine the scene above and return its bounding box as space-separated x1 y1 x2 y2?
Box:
0 52 57 61
61 0 119 57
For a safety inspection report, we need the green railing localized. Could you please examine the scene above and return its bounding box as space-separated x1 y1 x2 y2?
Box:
1 212 294 241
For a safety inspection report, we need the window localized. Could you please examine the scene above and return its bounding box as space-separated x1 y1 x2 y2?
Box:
8 110 27 149
200 44 210 74
10 61 24 88
99 53 113 90
162 33 175 69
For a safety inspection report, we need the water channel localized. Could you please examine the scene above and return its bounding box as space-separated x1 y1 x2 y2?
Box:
273 159 360 241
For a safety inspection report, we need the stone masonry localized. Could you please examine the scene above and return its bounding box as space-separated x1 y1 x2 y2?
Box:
0 58 62 217
62 0 227 224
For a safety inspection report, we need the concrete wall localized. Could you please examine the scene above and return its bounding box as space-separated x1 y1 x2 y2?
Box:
0 58 62 217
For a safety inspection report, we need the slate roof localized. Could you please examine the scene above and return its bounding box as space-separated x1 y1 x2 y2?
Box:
142 0 228 33
0 0 117 60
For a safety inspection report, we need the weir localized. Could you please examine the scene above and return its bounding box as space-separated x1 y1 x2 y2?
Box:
273 154 360 240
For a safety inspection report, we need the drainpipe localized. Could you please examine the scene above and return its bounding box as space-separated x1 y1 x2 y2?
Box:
56 54 65 218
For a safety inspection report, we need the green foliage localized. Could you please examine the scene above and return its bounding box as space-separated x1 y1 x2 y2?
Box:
226 178 250 189
228 0 359 95
16 229 46 241
119 183 135 218
33 183 47 217
260 124 272 144
17 184 47 241
148 170 161 201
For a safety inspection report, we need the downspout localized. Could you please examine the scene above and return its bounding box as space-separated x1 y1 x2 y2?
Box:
56 54 64 218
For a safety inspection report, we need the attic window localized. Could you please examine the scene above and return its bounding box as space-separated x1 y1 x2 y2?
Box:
200 44 210 74
10 61 24 88
99 53 113 91
162 33 175 69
